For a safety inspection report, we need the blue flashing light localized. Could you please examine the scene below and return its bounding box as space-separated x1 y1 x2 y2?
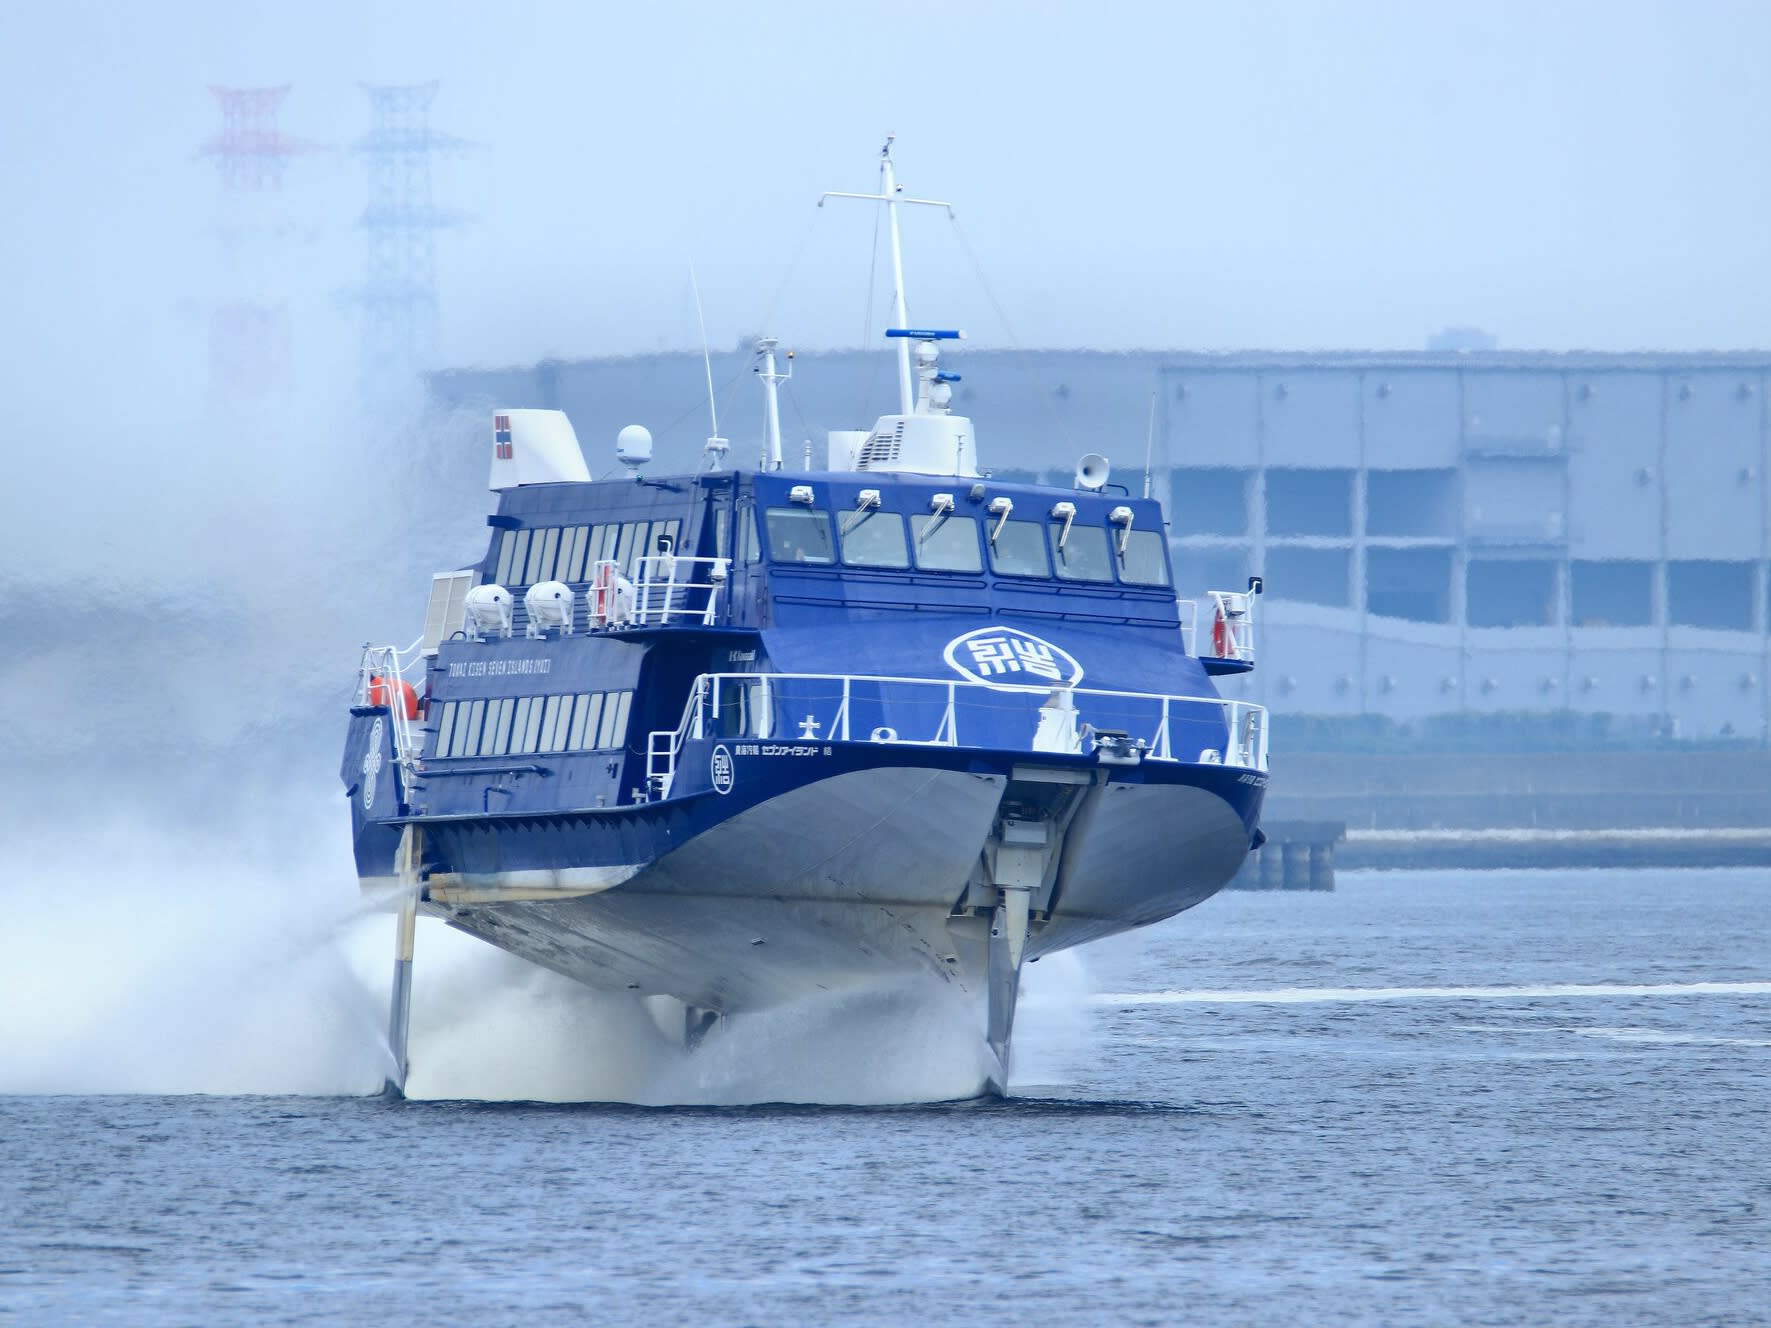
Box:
886 328 963 340
935 371 962 383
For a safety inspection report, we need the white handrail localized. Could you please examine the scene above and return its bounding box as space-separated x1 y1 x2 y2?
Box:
651 670 1269 773
621 555 731 627
355 643 423 804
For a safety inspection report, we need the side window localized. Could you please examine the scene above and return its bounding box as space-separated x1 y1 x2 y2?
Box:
539 696 566 752
523 529 551 585
561 526 589 582
499 531 530 585
840 509 909 568
765 508 835 564
433 701 457 756
598 691 632 748
989 519 1050 577
512 697 541 754
1118 530 1172 586
912 513 982 572
615 522 640 573
569 693 600 749
739 508 760 563
538 528 563 583
592 524 619 568
486 698 515 755
449 699 484 757
1049 523 1114 582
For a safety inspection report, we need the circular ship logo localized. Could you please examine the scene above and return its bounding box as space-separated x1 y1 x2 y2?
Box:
710 743 735 795
942 627 1083 690
362 718 385 811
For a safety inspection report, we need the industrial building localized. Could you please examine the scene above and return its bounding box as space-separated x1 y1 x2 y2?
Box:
432 347 1771 742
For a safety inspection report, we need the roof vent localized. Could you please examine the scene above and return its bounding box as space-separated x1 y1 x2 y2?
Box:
857 421 906 470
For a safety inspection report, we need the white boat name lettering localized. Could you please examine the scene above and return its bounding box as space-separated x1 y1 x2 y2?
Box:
731 743 829 757
446 659 554 678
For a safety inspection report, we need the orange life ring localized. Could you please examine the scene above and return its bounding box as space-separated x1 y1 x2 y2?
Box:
368 675 419 719
1211 603 1230 657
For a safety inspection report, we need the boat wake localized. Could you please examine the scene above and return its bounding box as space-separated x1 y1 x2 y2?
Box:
397 934 998 1106
1096 980 1771 1006
2 802 1101 1104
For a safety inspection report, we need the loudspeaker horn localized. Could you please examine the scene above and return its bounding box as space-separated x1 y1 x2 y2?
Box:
1074 452 1110 491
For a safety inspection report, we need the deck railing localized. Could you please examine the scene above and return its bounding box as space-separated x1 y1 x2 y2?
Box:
355 641 427 803
645 670 1267 798
608 555 730 627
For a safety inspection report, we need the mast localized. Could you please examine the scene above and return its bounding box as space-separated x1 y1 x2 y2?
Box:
879 143 913 412
819 135 953 416
756 336 789 470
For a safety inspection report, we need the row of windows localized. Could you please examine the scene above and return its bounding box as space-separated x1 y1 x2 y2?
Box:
1190 546 1771 630
1174 468 1464 539
761 507 1171 586
432 691 634 759
494 521 683 587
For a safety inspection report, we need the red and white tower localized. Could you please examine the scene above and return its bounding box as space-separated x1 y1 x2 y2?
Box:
201 85 313 405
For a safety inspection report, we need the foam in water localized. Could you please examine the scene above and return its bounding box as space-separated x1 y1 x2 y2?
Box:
2 799 1075 1104
396 924 999 1105
1 803 389 1097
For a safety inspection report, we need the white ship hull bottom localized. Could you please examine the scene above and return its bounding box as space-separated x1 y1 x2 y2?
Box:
424 767 1251 1014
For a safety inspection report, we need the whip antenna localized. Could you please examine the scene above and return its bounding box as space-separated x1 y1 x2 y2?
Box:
690 264 728 469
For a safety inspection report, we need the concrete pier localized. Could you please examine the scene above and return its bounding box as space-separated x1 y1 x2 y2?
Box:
1232 821 1346 891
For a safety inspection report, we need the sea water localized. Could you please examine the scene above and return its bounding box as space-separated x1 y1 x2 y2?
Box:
3 868 1767 1326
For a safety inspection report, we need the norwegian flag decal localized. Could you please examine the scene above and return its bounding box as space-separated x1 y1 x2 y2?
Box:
493 414 513 460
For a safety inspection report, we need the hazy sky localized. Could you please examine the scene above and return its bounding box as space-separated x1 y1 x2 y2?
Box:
7 0 1771 387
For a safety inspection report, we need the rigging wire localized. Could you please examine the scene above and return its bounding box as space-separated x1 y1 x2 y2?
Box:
948 213 1078 455
755 206 820 340
858 183 886 414
782 377 818 465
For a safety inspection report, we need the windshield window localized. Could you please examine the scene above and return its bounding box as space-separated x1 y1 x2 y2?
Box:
1049 523 1114 582
912 513 981 572
765 508 835 564
989 519 1050 577
1118 529 1172 586
840 509 909 568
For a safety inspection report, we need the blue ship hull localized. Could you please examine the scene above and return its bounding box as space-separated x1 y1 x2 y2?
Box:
346 707 1263 1009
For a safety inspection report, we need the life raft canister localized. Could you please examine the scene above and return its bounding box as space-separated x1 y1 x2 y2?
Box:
368 675 420 719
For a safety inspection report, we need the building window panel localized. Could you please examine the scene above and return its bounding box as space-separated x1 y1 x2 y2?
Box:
1179 546 1253 597
1171 468 1249 537
1266 468 1353 537
1368 547 1452 623
1668 560 1753 630
1367 469 1459 537
1572 560 1653 627
1467 559 1558 627
1266 547 1350 607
